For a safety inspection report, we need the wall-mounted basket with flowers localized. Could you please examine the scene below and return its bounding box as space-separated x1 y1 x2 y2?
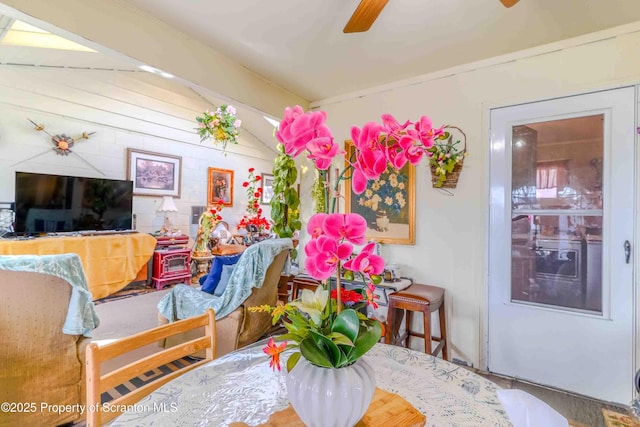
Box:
195 105 241 151
428 125 467 189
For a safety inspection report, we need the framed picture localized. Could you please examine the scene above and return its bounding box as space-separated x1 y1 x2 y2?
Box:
261 173 274 204
126 149 181 197
207 167 234 207
343 141 415 245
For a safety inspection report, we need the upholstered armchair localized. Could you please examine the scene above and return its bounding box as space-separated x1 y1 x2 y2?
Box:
0 253 99 427
158 238 292 357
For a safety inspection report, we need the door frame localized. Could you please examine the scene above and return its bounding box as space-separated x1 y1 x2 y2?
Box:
480 85 638 400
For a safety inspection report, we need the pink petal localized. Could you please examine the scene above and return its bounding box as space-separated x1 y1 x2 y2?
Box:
307 213 327 238
351 168 368 195
336 242 354 260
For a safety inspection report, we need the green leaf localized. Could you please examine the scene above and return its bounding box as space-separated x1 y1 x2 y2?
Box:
284 188 298 205
331 309 359 343
299 337 333 368
286 351 301 372
326 332 355 347
351 320 382 361
290 219 302 231
309 330 342 365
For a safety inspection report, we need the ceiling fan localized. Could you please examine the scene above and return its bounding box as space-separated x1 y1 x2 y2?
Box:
343 0 521 33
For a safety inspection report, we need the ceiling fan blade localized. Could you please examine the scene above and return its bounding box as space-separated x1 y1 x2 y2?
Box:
343 0 389 33
499 0 520 7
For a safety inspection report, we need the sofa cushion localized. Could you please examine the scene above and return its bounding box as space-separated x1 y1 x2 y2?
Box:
201 253 243 294
213 263 237 297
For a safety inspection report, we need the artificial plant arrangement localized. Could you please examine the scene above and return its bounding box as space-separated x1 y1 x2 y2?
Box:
253 213 383 371
256 106 445 370
196 105 241 151
269 147 301 240
193 202 224 256
238 168 270 232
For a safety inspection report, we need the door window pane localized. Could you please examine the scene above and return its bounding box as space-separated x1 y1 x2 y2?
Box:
510 114 603 313
512 115 603 211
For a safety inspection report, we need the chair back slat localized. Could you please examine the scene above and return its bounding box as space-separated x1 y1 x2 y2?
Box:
86 308 216 426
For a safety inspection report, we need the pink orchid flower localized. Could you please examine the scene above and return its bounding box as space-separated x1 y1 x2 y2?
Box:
350 148 388 194
351 122 382 151
363 283 380 309
350 167 368 195
276 105 305 147
381 114 411 139
304 235 353 280
399 136 427 165
323 213 367 245
306 137 344 170
342 242 385 277
385 136 411 170
411 116 444 149
307 213 328 239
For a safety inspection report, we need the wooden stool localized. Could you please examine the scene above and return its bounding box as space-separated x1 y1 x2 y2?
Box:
385 283 448 360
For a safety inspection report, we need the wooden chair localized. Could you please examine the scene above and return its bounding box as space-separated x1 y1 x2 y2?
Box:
85 308 216 426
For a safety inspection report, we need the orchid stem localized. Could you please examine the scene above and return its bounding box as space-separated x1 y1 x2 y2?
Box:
330 164 353 214
336 261 342 314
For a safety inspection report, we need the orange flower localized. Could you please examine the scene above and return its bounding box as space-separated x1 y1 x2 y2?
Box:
263 337 287 371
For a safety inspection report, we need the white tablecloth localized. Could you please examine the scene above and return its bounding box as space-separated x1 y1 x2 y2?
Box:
112 342 511 427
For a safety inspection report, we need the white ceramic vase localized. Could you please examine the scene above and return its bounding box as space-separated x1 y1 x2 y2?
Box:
286 357 375 427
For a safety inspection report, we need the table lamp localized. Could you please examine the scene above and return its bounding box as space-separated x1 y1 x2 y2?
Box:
158 196 178 234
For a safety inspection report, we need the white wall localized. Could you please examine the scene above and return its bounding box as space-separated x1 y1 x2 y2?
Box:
0 66 277 237
312 25 640 368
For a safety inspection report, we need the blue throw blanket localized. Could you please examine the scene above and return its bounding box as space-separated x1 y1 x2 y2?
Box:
158 238 293 322
0 253 100 337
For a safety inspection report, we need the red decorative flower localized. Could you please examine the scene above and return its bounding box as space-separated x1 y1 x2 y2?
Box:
242 182 249 187
330 288 363 304
248 167 255 173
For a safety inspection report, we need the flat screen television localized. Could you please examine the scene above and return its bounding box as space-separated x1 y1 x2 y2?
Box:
14 172 133 234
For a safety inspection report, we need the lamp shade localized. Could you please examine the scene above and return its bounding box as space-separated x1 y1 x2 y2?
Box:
157 196 178 213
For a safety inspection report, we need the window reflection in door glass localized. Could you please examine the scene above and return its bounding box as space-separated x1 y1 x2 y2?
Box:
510 114 604 314
512 115 603 211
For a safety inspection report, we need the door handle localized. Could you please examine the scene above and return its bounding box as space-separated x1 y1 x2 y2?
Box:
624 240 631 264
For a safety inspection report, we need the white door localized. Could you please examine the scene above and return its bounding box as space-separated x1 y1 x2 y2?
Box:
488 87 635 403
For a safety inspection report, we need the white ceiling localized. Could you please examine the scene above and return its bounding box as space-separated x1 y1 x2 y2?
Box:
2 1 640 147
123 0 640 101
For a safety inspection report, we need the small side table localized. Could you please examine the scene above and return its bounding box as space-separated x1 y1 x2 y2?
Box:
151 247 191 290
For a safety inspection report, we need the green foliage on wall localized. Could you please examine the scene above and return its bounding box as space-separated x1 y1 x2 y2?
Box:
270 146 301 239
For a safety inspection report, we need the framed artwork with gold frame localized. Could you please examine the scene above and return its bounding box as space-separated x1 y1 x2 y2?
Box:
207 167 234 207
344 141 415 245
